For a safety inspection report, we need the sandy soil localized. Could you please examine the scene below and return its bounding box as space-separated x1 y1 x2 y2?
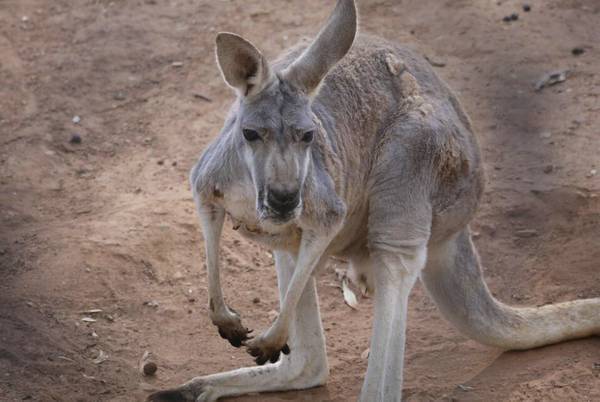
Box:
1 0 599 401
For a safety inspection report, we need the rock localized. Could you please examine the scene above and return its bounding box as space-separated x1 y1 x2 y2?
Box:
69 133 82 144
543 165 554 174
523 4 531 12
571 47 585 56
252 297 260 304
171 61 184 67
586 169 597 178
510 13 519 21
72 115 81 124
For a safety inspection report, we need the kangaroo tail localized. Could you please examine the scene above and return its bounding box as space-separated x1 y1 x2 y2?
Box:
420 230 599 350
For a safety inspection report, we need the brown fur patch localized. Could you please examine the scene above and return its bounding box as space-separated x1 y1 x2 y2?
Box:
436 136 469 184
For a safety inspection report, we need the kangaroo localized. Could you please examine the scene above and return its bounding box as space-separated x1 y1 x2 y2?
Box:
149 1 600 401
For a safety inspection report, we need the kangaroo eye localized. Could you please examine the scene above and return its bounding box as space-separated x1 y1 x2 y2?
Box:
242 129 261 142
301 130 314 143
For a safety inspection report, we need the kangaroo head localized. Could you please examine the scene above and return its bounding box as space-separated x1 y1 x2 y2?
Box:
214 0 357 224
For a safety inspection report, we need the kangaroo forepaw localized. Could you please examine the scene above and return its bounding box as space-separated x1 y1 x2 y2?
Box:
216 323 253 347
245 336 290 365
211 306 253 348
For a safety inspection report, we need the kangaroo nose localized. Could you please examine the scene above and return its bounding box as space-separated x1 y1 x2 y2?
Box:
266 188 300 215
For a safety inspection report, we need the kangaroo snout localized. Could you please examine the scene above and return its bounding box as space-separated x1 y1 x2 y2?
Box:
266 188 300 217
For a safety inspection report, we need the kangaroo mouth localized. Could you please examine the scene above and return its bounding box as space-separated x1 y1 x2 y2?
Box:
259 204 300 225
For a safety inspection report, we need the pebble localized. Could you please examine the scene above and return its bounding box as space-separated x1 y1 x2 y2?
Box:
69 133 82 144
510 13 519 21
72 115 81 124
571 47 585 56
543 165 554 174
252 297 260 304
113 91 127 101
157 160 164 166
171 61 184 67
586 169 597 178
143 300 159 308
523 4 531 12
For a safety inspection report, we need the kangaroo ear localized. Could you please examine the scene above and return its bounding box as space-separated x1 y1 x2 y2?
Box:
283 0 357 95
215 33 273 96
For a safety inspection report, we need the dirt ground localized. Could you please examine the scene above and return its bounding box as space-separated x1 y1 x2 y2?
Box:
1 0 599 401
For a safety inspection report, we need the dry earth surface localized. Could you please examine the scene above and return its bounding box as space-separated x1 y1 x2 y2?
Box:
1 0 599 401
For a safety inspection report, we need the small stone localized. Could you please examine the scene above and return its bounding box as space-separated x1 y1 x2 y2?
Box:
571 47 585 56
543 165 554 174
586 169 597 178
523 4 531 12
69 133 82 144
510 13 519 21
171 161 178 167
252 297 261 304
503 15 511 22
113 91 127 101
171 61 184 67
157 160 164 166
143 300 159 308
21 16 29 22
72 115 81 124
